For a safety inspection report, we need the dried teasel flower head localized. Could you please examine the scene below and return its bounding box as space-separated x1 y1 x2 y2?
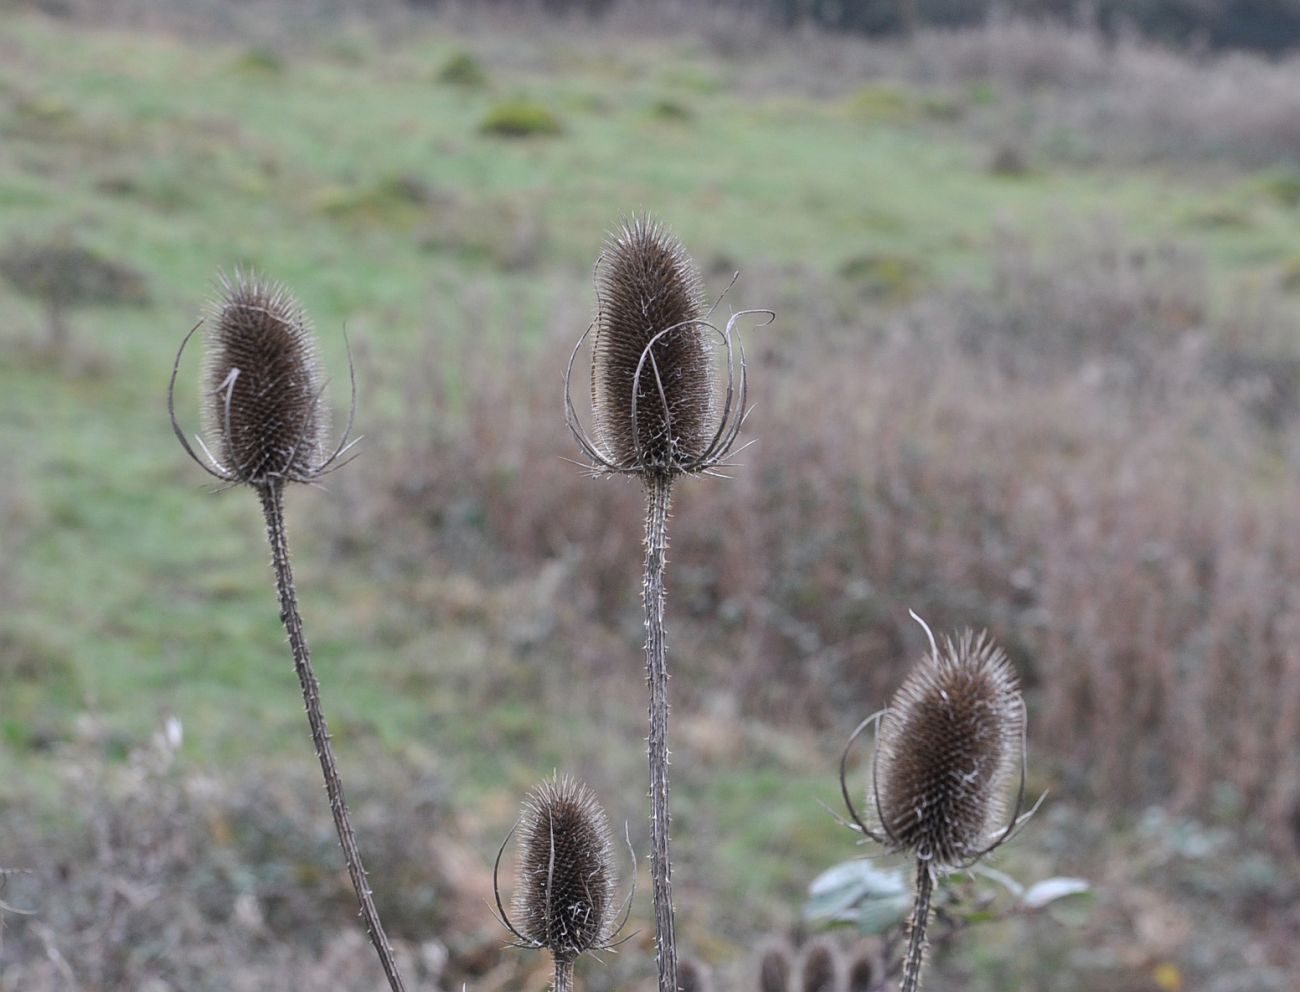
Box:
678 958 714 992
842 614 1040 872
566 214 773 479
798 938 844 992
168 271 358 488
845 945 878 992
494 776 631 964
756 938 794 992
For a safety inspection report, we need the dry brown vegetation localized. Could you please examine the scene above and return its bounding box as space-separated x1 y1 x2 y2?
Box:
335 228 1300 853
690 15 1300 168
0 731 527 992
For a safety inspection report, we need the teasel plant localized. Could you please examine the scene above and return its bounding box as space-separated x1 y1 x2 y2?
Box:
167 273 407 992
564 214 773 992
839 612 1045 992
492 776 635 992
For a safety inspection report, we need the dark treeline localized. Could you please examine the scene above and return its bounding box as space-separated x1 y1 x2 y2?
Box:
449 0 1300 54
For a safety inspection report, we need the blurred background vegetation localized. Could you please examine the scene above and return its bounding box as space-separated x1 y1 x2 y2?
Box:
0 1 1297 990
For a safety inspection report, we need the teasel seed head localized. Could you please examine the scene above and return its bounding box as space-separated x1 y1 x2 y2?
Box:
565 214 773 479
798 938 844 992
873 626 1024 869
593 215 709 474
846 945 878 992
678 958 714 992
202 272 331 485
756 938 794 992
169 271 359 489
501 776 620 964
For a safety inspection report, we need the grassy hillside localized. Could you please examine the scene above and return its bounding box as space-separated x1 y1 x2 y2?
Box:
1 9 1297 992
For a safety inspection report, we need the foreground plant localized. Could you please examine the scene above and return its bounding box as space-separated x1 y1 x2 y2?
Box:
494 776 632 992
168 273 406 992
565 215 772 992
840 614 1043 992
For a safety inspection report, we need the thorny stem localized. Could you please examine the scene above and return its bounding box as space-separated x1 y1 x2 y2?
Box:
642 472 678 992
258 483 408 992
901 857 934 992
553 957 575 992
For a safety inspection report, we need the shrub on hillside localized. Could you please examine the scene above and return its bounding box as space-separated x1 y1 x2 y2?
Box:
480 100 562 137
437 51 489 87
0 236 149 353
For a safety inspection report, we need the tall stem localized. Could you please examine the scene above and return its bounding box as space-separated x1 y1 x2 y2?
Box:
901 857 934 992
258 483 408 992
642 473 678 992
553 957 575 992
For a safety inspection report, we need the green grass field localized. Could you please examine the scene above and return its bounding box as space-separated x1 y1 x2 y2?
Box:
2 9 1298 990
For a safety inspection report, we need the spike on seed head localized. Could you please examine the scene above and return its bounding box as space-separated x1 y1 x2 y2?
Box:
591 214 712 475
200 272 330 486
512 776 617 964
873 630 1023 868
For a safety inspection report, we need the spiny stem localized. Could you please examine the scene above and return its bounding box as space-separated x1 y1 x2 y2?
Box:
258 482 408 992
553 957 575 992
901 857 934 992
642 472 678 992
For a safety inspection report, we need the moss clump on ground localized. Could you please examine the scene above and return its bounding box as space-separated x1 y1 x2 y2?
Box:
480 100 563 138
437 51 489 88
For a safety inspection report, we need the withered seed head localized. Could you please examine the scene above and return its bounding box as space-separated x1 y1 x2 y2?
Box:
201 272 329 486
512 776 617 963
678 958 714 992
757 939 793 992
873 629 1023 868
798 938 843 992
846 949 876 992
591 214 712 475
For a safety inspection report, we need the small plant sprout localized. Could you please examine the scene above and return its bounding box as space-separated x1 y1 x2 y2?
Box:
839 612 1044 992
167 273 406 992
493 776 634 992
565 214 773 992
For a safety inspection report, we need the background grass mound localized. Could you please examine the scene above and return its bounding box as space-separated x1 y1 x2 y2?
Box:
437 51 489 88
480 99 562 137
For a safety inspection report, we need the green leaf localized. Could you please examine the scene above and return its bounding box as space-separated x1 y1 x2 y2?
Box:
970 864 1025 899
804 860 911 933
853 895 913 934
1022 877 1092 909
